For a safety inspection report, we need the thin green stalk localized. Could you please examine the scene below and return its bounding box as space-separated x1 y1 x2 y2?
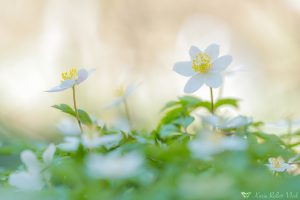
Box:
123 98 132 129
209 87 214 114
287 120 292 145
72 86 83 133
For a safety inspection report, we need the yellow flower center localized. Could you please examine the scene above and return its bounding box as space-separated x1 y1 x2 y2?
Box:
61 68 78 81
115 85 125 97
270 157 283 168
192 53 212 74
209 132 223 145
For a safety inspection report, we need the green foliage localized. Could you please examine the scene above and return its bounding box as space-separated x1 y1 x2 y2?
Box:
214 98 239 110
53 104 93 126
0 96 299 200
52 104 76 116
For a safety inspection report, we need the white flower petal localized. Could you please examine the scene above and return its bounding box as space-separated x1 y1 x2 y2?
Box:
221 137 247 151
97 134 123 149
76 69 89 85
20 150 41 174
45 80 76 92
205 43 219 61
86 152 143 179
224 116 252 129
211 55 232 72
42 144 56 165
184 74 205 93
268 158 274 164
273 166 288 172
204 73 222 88
188 139 218 160
112 117 130 132
82 133 102 148
281 163 291 170
189 46 201 59
201 115 221 127
8 171 44 191
57 137 80 152
173 61 195 77
124 82 141 98
56 118 81 136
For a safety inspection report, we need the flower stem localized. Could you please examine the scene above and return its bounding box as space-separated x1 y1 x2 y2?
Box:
287 119 292 145
209 87 214 114
72 86 83 133
123 98 132 129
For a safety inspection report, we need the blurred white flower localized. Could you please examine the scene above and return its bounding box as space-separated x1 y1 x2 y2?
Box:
266 157 292 172
56 118 81 136
111 117 130 132
106 82 141 108
81 133 122 149
202 115 252 129
57 137 80 152
188 131 247 160
46 68 94 92
8 144 56 191
86 152 143 179
173 44 232 93
57 133 122 152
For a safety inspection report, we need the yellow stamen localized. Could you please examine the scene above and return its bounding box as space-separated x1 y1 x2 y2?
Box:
115 85 125 97
61 68 78 81
209 132 223 145
192 53 212 74
270 157 284 168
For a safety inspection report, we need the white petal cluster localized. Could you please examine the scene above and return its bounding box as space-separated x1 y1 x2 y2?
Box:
86 151 144 179
265 157 293 172
57 133 123 152
46 68 94 92
188 131 247 160
174 44 232 93
8 144 56 191
202 115 252 129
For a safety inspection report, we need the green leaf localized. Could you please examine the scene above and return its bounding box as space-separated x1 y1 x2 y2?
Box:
52 104 93 126
214 98 239 110
173 116 195 128
160 100 179 112
179 96 202 107
77 109 93 126
159 124 182 139
52 104 76 116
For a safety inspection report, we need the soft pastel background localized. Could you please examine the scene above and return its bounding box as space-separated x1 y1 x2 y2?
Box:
1 0 300 137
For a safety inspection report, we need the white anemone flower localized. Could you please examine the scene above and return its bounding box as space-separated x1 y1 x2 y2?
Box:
57 137 80 152
56 118 81 136
86 152 143 179
57 133 123 152
105 82 141 108
188 131 247 160
81 133 123 149
8 144 56 191
46 68 95 92
202 115 252 129
265 157 292 172
173 44 232 93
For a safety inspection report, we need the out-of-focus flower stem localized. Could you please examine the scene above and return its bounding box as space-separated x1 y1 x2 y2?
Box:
210 87 214 114
72 86 83 133
123 98 132 129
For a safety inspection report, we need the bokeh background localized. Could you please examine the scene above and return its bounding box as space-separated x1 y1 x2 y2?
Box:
1 0 300 138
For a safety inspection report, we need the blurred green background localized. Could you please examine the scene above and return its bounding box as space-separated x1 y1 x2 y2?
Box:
0 0 300 137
